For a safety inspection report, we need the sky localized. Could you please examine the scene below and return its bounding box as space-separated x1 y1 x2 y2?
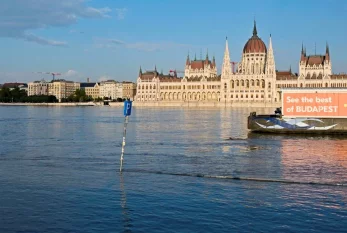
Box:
0 0 346 84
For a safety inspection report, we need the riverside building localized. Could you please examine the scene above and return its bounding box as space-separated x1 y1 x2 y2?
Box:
28 79 80 102
48 79 80 102
122 81 137 100
136 57 221 102
135 21 347 103
28 80 49 96
80 82 100 99
99 80 123 100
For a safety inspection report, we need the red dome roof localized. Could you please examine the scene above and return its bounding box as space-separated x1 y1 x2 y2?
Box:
243 37 267 53
243 21 267 54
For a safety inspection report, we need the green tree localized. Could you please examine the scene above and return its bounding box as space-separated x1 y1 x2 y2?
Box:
0 87 11 98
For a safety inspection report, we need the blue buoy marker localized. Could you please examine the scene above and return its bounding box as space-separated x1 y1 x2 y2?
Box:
120 99 132 172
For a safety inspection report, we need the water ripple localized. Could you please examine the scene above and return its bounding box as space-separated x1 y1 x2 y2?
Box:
0 106 346 233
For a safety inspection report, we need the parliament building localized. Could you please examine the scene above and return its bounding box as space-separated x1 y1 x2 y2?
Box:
136 21 347 103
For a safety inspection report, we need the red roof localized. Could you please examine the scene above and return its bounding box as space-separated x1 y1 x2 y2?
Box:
190 60 215 70
301 55 328 66
276 71 297 80
2 82 26 88
243 36 267 53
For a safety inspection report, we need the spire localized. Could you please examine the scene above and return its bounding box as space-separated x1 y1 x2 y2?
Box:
265 34 275 75
222 37 232 77
300 43 306 62
194 53 196 61
289 65 292 73
186 52 190 65
253 20 258 37
205 48 209 64
160 69 163 75
200 48 202 60
326 42 330 54
268 34 273 51
325 42 330 61
225 37 229 56
139 66 142 76
154 65 157 72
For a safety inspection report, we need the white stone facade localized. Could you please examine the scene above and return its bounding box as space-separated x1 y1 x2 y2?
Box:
184 53 217 78
274 43 347 102
28 80 49 96
136 64 221 102
299 44 332 79
136 21 347 104
221 22 277 103
99 80 123 100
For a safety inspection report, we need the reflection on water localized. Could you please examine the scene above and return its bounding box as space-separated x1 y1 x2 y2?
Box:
120 174 132 233
0 106 346 233
281 138 347 183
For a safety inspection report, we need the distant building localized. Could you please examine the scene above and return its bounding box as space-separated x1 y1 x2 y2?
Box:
221 21 276 103
299 44 332 79
136 21 347 104
80 82 100 99
48 79 80 102
2 82 28 92
136 62 221 102
136 67 182 101
99 80 123 100
184 53 217 78
122 81 137 100
28 80 49 96
275 44 347 101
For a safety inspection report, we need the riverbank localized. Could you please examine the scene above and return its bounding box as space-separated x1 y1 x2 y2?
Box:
110 101 280 108
0 101 280 108
0 102 102 106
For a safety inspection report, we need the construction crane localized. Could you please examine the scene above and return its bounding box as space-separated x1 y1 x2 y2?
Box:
230 61 238 74
169 70 184 76
34 72 62 80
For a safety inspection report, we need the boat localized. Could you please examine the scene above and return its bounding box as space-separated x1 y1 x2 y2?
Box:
248 88 347 134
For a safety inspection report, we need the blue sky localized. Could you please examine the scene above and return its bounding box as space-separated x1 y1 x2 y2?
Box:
0 0 346 83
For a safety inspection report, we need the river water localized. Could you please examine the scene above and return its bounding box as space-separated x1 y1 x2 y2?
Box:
0 106 346 233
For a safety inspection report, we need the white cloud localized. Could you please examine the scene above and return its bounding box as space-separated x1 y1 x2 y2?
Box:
98 75 113 82
23 33 68 47
95 38 191 52
65 70 79 77
115 8 127 20
0 0 111 46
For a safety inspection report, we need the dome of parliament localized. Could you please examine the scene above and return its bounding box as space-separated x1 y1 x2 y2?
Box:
243 21 267 54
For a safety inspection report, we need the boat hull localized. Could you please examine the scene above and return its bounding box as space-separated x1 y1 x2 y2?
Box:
247 112 347 135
